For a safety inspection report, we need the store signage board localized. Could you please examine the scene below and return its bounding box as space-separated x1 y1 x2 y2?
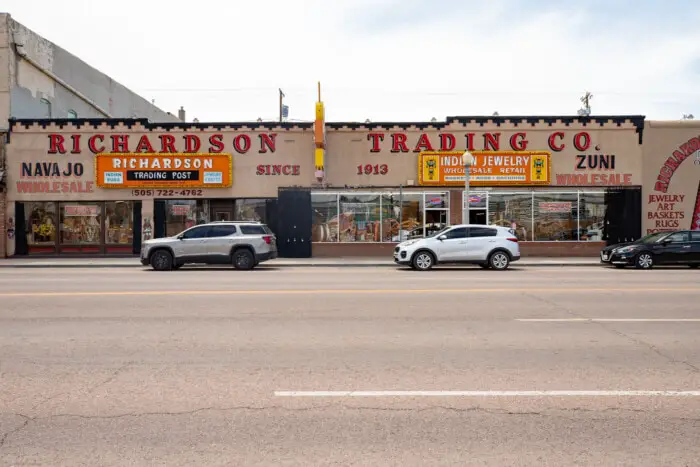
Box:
539 202 572 213
418 151 551 186
95 153 232 189
64 205 100 216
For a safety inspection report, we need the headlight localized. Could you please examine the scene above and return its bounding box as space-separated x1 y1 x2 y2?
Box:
616 246 636 254
401 240 419 247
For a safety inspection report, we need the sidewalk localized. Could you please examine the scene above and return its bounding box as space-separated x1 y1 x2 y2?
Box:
0 257 602 268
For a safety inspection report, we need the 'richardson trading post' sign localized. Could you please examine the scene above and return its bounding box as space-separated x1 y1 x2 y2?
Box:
418 151 551 187
95 153 233 189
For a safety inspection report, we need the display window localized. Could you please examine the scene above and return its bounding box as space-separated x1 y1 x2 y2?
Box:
60 202 102 245
311 192 449 243
486 190 611 241
105 201 134 245
533 192 579 241
26 202 58 246
165 200 210 237
235 199 267 222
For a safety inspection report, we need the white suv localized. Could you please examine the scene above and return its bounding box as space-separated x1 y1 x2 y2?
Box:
140 221 277 271
393 224 521 271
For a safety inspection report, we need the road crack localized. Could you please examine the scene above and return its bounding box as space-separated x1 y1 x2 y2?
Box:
522 292 700 373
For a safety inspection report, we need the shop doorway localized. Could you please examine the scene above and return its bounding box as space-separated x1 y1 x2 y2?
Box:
209 200 235 223
469 209 487 224
277 189 312 258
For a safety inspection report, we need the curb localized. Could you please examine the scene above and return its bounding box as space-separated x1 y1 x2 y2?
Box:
0 262 603 269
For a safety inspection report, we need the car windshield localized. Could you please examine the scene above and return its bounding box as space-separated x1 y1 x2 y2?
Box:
638 232 671 244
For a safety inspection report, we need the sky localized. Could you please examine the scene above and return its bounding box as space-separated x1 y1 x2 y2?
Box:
4 0 700 122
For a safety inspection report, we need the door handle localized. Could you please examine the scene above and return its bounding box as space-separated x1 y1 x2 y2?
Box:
682 245 691 248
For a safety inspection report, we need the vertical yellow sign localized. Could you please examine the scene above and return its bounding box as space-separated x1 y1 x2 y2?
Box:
530 154 547 182
421 154 440 182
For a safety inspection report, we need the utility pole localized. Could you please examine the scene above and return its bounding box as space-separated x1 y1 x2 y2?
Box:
279 89 285 122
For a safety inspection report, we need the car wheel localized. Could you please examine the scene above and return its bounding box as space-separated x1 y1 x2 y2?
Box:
489 251 511 270
635 252 654 269
233 249 255 270
412 251 435 271
150 250 173 271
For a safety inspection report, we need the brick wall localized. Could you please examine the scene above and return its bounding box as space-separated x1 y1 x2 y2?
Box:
312 241 603 258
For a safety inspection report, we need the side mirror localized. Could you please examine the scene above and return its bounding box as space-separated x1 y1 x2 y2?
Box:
661 238 672 245
177 234 184 240
438 235 447 241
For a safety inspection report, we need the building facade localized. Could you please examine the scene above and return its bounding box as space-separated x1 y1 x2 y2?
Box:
4 115 653 258
0 12 181 256
642 120 700 236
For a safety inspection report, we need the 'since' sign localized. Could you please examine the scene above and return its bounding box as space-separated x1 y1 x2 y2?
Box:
418 151 551 186
95 153 232 189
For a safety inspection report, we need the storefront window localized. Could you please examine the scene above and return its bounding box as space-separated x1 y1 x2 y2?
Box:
311 193 339 242
165 200 210 237
339 194 382 242
105 201 134 244
235 199 266 222
26 202 58 245
533 193 579 241
60 202 102 245
383 193 423 242
489 193 533 241
579 192 606 241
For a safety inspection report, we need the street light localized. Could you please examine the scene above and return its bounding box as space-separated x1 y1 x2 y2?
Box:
462 151 475 224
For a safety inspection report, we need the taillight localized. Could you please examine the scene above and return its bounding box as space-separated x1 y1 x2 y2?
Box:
506 237 519 243
263 235 272 244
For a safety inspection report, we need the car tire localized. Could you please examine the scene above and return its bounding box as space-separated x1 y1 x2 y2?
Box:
635 252 654 270
150 250 173 271
412 251 435 271
233 249 255 270
489 251 510 270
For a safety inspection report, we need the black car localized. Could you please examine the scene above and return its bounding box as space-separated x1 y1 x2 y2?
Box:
601 230 700 269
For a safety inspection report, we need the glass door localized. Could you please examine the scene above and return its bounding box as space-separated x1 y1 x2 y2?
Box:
464 191 489 225
423 192 449 237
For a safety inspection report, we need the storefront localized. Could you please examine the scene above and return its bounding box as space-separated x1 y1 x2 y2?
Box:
311 116 644 257
642 120 700 235
4 118 314 256
2 115 646 258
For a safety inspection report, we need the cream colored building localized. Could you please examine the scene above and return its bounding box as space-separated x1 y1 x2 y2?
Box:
4 115 654 258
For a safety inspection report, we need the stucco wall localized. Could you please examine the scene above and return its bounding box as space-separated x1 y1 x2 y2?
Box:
2 14 180 126
324 117 644 189
642 121 700 235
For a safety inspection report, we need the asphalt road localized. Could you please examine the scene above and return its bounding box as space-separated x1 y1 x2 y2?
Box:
1 264 700 466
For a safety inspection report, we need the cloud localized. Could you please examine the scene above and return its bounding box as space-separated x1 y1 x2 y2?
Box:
4 0 700 121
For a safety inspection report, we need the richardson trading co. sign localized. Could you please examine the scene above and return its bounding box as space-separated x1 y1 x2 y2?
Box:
46 132 278 154
366 131 595 153
418 151 551 187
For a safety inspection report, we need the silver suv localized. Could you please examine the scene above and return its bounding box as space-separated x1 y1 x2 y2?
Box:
140 221 278 271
